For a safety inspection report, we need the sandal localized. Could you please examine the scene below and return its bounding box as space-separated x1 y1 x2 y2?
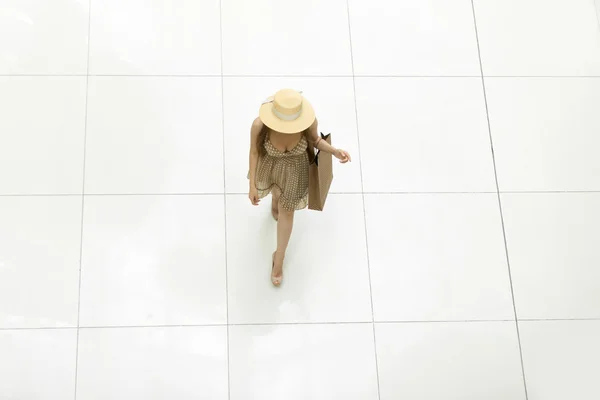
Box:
271 252 283 287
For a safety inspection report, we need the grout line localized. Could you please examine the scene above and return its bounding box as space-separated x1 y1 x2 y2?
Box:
3 74 600 78
481 75 600 78
375 319 515 324
518 317 600 322
0 74 87 77
80 192 225 196
470 2 529 399
218 2 231 400
0 327 81 331
489 190 600 194
73 1 93 399
0 194 83 197
3 190 600 198
230 191 498 195
4 317 599 331
345 2 381 399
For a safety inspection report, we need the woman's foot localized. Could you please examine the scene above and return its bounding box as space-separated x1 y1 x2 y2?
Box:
271 251 283 286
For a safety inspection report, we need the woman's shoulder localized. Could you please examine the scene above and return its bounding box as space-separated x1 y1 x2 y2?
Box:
251 117 265 139
252 117 264 130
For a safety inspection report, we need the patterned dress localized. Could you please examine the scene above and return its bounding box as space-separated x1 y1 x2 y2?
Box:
254 135 310 211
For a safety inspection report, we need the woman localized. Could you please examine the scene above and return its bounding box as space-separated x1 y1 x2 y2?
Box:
248 89 351 286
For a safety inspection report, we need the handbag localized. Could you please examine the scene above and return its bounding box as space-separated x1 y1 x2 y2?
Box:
308 133 333 211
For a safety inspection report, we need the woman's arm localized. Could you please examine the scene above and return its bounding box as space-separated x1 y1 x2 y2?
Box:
307 118 351 163
249 118 262 190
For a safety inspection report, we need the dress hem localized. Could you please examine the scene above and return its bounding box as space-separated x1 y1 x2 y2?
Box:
255 182 308 211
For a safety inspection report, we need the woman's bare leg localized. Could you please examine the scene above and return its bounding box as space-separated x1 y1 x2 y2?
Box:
273 204 294 282
271 188 281 221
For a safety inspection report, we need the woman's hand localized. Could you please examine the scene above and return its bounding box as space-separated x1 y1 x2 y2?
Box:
334 149 352 164
249 187 260 206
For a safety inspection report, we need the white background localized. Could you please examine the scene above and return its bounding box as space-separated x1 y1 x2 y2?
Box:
1 0 600 399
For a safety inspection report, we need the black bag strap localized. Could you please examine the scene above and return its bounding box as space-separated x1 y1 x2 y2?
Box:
313 132 331 166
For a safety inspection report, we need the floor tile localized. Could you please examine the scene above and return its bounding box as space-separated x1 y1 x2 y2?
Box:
519 320 600 400
76 326 228 400
0 0 89 74
365 194 514 322
0 77 86 195
79 195 227 326
223 77 362 194
229 323 379 400
0 329 77 400
376 322 526 400
348 0 480 76
0 197 81 328
226 194 372 324
486 78 600 191
501 193 600 319
1 0 599 397
88 0 220 75
474 0 600 76
221 0 352 75
84 77 223 194
355 77 495 192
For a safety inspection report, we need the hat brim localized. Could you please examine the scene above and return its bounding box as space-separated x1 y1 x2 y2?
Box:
259 98 316 134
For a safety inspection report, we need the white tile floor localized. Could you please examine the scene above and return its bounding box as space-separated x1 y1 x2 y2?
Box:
1 0 599 399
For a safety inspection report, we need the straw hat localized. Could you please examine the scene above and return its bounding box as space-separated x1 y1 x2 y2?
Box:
259 89 315 134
